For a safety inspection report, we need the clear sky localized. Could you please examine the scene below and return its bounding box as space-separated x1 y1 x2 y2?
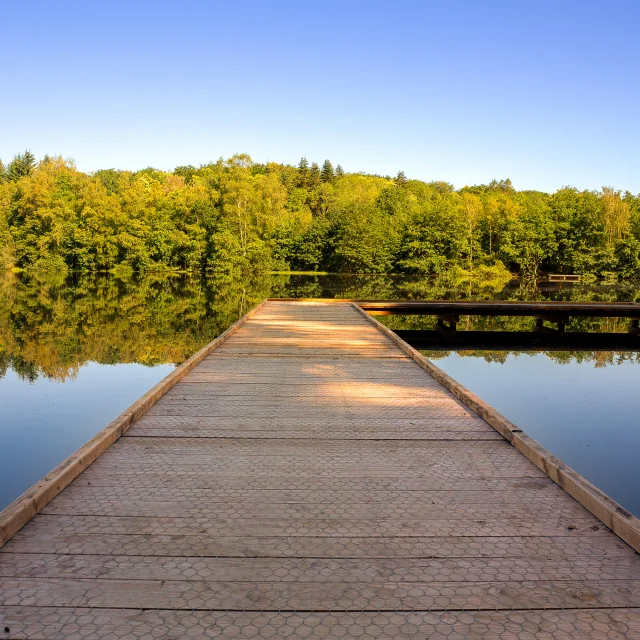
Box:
1 0 638 192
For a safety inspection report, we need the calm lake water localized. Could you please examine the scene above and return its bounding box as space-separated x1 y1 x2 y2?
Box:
1 271 639 516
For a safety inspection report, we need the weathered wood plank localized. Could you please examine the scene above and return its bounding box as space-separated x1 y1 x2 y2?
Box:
162 382 445 397
125 427 503 440
3 553 639 583
57 472 556 491
132 414 486 430
145 404 477 417
4 532 631 560
2 607 640 640
40 497 599 523
28 483 573 505
3 577 640 611
20 513 607 538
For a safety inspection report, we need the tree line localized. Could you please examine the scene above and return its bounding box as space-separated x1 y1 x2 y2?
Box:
1 150 639 279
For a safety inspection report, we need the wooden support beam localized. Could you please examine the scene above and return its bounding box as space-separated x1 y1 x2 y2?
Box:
356 300 640 319
534 315 570 332
436 314 459 332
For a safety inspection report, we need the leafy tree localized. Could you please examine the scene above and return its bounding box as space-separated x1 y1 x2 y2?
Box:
335 164 344 178
461 193 483 269
94 169 125 195
499 192 556 279
550 188 606 275
395 182 467 274
174 165 198 183
601 187 630 247
283 215 330 271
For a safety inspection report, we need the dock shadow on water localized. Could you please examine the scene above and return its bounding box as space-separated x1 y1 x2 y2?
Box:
1 270 639 516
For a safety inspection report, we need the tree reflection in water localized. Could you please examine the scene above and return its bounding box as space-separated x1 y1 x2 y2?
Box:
1 271 639 382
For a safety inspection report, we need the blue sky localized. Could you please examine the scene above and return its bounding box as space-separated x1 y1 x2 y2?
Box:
1 0 638 192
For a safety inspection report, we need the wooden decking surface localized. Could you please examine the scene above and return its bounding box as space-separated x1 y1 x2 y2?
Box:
1 301 639 639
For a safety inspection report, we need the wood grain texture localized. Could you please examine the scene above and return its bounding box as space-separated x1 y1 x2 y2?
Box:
1 300 639 639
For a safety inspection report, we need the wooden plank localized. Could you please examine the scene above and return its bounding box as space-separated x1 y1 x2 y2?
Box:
57 472 556 491
16 513 608 538
31 483 572 505
127 416 496 429
4 553 640 583
145 404 476 418
162 382 444 397
125 428 503 440
4 532 632 559
3 577 640 611
40 498 599 523
2 607 639 640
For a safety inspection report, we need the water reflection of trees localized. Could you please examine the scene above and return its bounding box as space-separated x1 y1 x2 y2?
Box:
1 272 638 382
0 271 283 381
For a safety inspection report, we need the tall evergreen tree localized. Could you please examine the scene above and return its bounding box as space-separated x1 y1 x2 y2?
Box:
297 157 309 187
335 164 344 178
488 178 514 192
395 171 408 186
321 159 334 182
309 162 321 187
8 150 36 181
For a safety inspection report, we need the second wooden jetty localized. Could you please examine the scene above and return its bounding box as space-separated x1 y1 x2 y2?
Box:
1 300 639 638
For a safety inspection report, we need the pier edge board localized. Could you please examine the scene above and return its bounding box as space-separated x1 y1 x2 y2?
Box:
0 300 268 549
350 301 640 553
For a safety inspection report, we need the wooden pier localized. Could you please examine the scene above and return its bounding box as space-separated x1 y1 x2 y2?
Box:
1 300 640 639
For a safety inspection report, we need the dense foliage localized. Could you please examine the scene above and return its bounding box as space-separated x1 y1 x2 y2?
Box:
1 271 638 382
1 151 639 278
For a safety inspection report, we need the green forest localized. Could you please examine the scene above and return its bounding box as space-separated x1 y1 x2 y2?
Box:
1 150 639 279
